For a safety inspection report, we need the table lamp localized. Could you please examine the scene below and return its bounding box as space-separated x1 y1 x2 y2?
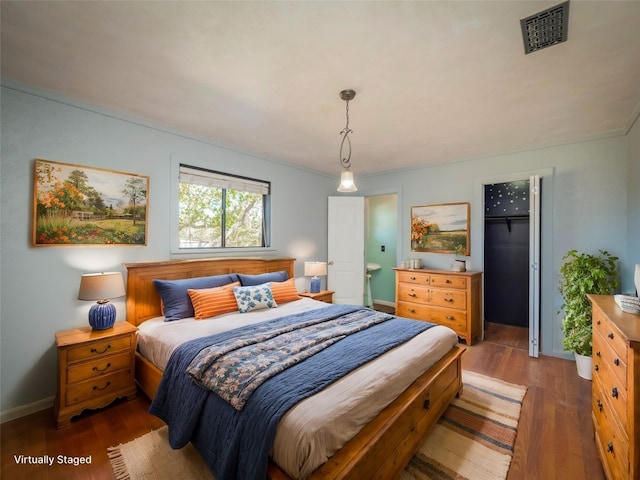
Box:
304 261 327 294
78 272 126 330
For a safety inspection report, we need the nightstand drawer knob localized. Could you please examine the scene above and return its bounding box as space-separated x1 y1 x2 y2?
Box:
92 362 112 373
91 344 112 355
93 381 111 392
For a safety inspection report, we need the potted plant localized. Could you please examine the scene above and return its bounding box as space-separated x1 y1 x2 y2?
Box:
559 249 619 379
452 244 467 272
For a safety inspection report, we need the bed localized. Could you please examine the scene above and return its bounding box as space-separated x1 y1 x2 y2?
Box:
123 257 465 480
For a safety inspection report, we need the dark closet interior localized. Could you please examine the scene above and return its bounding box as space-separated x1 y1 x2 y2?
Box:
484 180 530 328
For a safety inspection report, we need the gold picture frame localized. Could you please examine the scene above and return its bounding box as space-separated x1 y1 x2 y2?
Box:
411 202 470 254
33 158 148 246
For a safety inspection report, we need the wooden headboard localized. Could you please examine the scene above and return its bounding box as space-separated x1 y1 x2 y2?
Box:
123 257 295 326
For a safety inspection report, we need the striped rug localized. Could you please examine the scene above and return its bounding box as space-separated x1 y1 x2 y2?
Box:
401 370 527 480
109 370 526 480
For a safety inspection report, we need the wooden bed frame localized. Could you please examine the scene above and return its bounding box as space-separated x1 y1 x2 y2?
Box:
124 257 464 480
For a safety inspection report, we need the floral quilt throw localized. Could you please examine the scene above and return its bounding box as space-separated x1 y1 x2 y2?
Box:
186 308 392 410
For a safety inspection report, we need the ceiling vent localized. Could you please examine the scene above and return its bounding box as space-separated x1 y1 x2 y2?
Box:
520 1 570 54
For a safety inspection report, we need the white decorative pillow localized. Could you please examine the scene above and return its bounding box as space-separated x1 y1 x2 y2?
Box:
233 284 278 313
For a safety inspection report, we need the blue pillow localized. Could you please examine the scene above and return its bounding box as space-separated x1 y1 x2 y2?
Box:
233 284 277 313
237 270 288 286
154 274 239 321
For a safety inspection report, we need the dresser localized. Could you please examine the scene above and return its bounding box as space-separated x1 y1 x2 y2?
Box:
589 295 640 480
54 321 137 428
394 268 482 345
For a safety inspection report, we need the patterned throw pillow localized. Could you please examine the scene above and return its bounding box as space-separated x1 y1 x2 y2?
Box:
233 284 277 313
187 282 240 320
270 278 301 304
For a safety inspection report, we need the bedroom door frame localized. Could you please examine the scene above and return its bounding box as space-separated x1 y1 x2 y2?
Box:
475 168 553 357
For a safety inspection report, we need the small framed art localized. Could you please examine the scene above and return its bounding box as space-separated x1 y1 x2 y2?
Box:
411 202 470 254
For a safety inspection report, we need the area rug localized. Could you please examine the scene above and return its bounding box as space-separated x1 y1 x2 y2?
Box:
108 370 526 480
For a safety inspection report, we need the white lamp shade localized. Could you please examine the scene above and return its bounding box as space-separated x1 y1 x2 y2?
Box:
337 170 358 192
78 272 126 301
304 261 327 277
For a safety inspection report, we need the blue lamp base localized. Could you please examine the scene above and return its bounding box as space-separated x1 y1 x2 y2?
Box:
310 276 321 293
88 301 116 330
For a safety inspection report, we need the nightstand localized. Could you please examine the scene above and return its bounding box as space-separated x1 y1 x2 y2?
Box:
54 321 137 428
300 290 334 304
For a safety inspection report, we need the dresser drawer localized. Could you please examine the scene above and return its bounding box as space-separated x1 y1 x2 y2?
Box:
67 351 132 384
594 329 627 390
397 271 430 286
593 378 629 479
423 306 467 336
429 274 467 290
593 346 628 429
396 301 432 321
593 310 628 362
65 370 133 407
397 284 430 303
429 289 466 310
66 335 132 363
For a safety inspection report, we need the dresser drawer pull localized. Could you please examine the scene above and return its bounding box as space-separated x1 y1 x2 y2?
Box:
423 399 431 410
92 363 112 373
408 309 416 314
611 387 618 399
596 399 603 412
614 358 620 366
607 442 614 454
445 279 452 284
596 351 602 357
608 332 614 340
91 345 112 355
446 316 454 320
410 276 417 281
444 298 454 303
597 320 601 325
408 293 417 297
594 364 599 371
93 381 111 392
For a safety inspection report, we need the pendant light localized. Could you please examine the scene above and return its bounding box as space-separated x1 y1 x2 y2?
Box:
337 89 358 192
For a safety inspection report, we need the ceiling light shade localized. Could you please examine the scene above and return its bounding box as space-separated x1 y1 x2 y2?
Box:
337 89 358 192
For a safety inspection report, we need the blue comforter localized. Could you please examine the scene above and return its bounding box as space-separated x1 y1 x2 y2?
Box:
149 304 434 480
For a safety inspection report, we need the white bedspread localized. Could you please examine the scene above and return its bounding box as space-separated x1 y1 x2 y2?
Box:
137 298 457 479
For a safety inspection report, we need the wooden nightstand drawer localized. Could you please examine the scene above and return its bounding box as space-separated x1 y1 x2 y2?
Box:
66 335 132 363
67 351 132 383
299 290 334 303
66 370 133 406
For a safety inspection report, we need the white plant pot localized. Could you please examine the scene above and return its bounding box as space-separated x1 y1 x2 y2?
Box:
575 353 592 380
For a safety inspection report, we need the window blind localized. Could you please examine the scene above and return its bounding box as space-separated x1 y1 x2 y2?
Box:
179 165 270 195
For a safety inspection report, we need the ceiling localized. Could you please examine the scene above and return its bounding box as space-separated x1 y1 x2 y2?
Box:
2 1 640 176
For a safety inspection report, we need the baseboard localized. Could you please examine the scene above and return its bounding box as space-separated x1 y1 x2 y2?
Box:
1 396 54 424
373 299 395 308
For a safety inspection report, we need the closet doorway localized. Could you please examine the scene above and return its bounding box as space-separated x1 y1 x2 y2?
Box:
483 177 540 356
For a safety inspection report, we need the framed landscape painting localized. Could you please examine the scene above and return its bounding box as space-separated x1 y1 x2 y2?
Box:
33 159 148 246
411 202 470 254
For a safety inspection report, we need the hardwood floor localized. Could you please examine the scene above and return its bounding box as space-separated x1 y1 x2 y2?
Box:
1 324 605 480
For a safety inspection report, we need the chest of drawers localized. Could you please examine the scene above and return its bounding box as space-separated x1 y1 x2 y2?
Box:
590 295 640 480
54 321 137 428
395 268 482 345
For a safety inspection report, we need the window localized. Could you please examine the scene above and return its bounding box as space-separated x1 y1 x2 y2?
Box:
177 164 270 249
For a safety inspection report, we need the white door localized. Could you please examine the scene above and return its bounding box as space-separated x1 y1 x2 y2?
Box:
529 175 541 357
327 196 365 305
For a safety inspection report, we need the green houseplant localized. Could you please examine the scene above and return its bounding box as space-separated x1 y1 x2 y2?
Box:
559 249 618 377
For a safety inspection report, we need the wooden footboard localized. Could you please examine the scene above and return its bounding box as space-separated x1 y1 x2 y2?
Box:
268 345 465 480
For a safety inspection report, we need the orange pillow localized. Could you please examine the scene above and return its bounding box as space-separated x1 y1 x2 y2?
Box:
270 278 301 304
188 282 240 320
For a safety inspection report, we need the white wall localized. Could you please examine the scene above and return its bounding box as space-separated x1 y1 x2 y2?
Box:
359 135 633 358
0 84 335 418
